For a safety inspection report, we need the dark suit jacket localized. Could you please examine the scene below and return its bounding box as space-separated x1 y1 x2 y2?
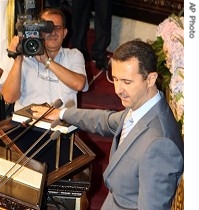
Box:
63 92 184 210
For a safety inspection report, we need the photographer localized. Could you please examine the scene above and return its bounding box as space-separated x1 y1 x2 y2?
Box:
1 8 88 111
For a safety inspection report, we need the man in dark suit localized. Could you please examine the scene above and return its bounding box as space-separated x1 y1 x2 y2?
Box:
32 40 184 210
71 0 113 71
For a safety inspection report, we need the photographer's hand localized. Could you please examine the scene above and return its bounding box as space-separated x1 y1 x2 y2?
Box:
7 36 23 60
35 51 51 68
8 35 19 52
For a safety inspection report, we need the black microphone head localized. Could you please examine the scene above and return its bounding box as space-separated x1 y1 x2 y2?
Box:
21 118 33 127
53 99 63 108
51 130 61 140
51 118 60 128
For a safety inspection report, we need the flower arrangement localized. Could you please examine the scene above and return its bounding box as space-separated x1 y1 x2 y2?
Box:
152 13 184 134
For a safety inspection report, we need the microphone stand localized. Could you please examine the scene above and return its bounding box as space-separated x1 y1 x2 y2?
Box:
1 118 32 160
0 130 61 188
0 119 60 185
5 99 63 149
0 118 32 139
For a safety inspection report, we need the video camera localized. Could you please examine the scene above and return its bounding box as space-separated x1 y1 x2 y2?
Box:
15 0 55 57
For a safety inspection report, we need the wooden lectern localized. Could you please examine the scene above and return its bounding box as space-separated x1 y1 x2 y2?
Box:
0 147 46 210
0 117 96 210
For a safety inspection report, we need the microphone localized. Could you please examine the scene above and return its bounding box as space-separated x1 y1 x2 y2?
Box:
5 99 63 149
0 119 59 183
0 128 61 188
0 118 32 139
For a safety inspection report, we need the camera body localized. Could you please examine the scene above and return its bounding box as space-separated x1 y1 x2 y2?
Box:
16 17 54 57
15 0 54 57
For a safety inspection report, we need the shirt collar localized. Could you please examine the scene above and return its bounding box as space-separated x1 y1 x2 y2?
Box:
130 91 161 125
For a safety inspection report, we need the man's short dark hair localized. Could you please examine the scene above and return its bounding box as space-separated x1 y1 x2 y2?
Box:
39 8 67 28
112 40 157 80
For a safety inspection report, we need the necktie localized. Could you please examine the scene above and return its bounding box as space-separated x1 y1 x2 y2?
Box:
119 110 134 145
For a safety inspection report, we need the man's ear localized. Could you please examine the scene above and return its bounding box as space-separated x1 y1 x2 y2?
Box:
147 72 158 87
0 68 3 78
63 28 68 38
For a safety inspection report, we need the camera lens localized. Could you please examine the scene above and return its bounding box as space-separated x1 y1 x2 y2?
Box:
24 39 41 54
22 38 44 56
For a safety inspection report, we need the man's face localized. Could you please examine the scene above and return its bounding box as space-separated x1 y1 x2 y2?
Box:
112 58 154 111
41 13 67 52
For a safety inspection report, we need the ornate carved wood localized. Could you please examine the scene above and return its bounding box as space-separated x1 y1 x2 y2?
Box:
113 0 184 24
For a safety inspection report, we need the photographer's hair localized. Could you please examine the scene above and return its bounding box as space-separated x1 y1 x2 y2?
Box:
39 8 67 28
112 40 157 80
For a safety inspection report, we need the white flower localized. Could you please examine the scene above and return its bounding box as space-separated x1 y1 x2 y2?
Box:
156 14 184 134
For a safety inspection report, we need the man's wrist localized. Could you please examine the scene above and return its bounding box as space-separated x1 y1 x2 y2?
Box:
45 57 52 69
6 49 22 59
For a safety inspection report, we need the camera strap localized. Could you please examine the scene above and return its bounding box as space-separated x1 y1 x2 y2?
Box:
6 49 22 59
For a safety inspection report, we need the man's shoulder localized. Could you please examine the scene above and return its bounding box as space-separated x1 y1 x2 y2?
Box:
61 47 83 56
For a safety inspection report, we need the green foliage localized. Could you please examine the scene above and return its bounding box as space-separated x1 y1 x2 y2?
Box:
151 37 172 92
